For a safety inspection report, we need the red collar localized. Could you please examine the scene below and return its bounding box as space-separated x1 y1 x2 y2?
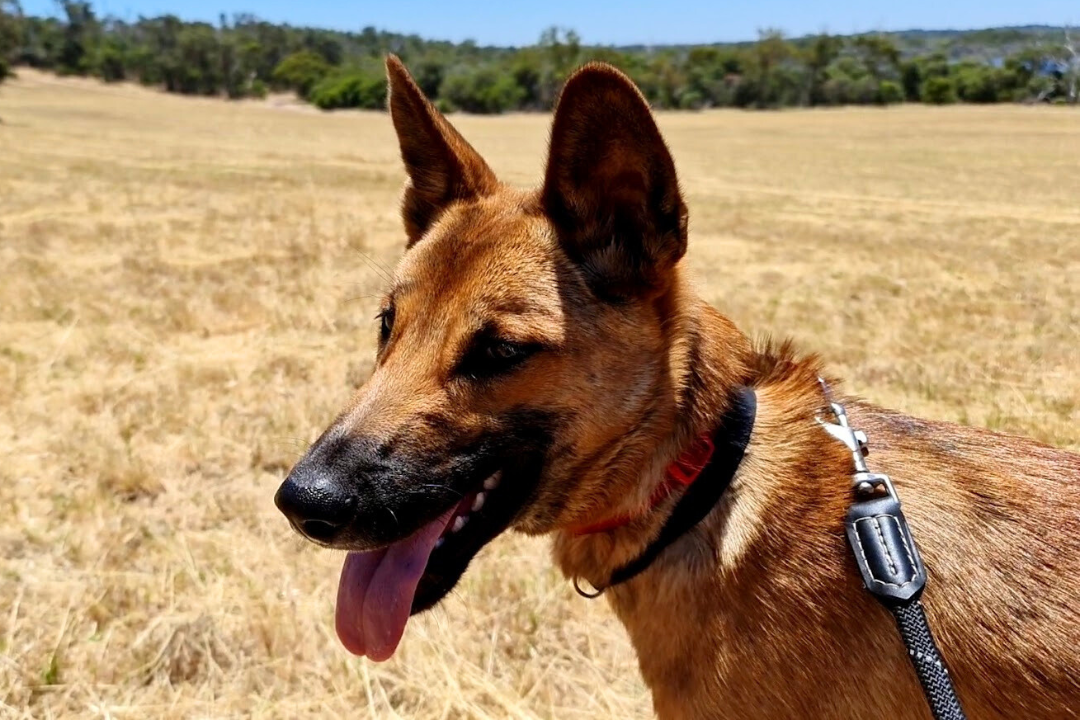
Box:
570 434 716 535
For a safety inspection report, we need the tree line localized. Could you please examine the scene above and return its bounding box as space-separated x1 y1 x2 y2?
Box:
1 1 1078 112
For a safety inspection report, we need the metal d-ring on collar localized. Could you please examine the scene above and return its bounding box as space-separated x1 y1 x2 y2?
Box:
572 576 604 599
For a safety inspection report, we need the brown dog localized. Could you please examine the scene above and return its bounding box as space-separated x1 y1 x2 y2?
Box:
275 56 1080 718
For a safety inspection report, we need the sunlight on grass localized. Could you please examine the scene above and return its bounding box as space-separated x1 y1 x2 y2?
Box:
0 70 1077 718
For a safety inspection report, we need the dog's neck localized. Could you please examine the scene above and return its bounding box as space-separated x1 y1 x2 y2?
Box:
550 281 844 715
552 275 760 587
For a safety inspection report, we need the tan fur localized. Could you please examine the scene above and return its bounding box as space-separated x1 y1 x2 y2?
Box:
343 57 1080 718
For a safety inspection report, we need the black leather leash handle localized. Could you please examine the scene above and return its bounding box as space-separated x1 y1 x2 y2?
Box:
846 493 968 720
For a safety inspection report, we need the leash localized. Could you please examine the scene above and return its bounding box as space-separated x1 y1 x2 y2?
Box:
817 379 968 720
572 386 757 596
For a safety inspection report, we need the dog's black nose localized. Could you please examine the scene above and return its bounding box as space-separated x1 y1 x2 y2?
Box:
275 464 357 544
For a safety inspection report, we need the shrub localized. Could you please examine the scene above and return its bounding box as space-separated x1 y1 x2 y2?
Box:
94 45 126 82
878 80 904 105
249 79 268 99
850 76 881 104
309 70 387 110
900 61 922 101
272 50 331 99
439 65 524 114
677 88 705 109
955 65 999 103
411 59 445 99
1025 76 1057 102
922 76 957 105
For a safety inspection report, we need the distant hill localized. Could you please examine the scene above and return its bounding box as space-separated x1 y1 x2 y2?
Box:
618 25 1068 60
2 4 1076 112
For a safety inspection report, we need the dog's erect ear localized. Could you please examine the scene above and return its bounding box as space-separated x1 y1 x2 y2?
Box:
385 55 498 246
542 63 688 299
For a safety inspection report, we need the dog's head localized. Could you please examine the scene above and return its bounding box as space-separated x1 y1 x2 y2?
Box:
275 56 693 660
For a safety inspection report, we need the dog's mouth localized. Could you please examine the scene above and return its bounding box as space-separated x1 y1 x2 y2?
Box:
334 468 524 661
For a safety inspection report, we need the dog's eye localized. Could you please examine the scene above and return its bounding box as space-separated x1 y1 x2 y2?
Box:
460 337 535 378
487 341 525 362
377 307 395 344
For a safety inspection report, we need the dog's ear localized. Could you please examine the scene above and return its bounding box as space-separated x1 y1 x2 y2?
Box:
385 55 498 246
542 63 688 300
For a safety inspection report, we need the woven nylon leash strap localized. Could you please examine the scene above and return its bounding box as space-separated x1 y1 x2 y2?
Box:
819 382 968 720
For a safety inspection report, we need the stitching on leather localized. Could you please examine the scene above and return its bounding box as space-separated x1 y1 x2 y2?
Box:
891 515 920 577
872 517 898 575
852 515 917 589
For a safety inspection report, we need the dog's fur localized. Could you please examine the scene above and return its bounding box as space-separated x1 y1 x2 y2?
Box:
282 57 1080 718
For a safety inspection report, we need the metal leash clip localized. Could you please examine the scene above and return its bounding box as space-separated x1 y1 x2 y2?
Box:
816 377 925 604
816 378 897 502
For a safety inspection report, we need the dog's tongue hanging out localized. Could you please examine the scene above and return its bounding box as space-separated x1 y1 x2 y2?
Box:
335 507 456 660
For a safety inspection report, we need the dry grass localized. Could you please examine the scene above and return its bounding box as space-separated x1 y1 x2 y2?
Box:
1 69 1077 719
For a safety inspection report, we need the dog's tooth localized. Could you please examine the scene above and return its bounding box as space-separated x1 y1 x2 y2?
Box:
472 492 486 512
435 537 445 549
483 471 502 490
452 515 467 533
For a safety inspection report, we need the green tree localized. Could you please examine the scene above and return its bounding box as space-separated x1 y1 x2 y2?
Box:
57 1 97 74
272 49 330 98
642 52 684 108
918 52 950 80
440 63 524 113
922 76 957 104
309 66 386 110
410 57 445 98
803 34 843 105
537 26 580 107
1065 27 1078 103
301 29 342 65
0 0 21 59
508 47 542 109
853 34 901 81
170 22 223 95
92 36 125 81
822 56 874 105
878 80 904 104
747 29 796 108
900 60 922 101
0 1 22 88
683 47 726 107
954 62 1000 103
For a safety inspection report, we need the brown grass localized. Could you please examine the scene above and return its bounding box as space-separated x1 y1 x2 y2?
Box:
1 69 1077 719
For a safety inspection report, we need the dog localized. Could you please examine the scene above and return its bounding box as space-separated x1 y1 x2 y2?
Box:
275 56 1080 719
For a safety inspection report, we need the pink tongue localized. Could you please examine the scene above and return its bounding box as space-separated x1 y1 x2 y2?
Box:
335 508 455 661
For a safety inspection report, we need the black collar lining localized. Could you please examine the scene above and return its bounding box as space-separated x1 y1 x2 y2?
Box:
592 386 757 592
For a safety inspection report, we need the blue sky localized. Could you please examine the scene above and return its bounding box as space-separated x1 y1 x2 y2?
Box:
19 0 1079 46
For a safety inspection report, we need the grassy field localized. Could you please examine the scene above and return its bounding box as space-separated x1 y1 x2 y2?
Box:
1 69 1077 719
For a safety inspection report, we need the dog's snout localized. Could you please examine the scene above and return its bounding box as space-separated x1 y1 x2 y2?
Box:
276 431 440 549
275 462 358 544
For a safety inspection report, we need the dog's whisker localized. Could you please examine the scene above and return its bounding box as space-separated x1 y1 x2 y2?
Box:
353 249 394 283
